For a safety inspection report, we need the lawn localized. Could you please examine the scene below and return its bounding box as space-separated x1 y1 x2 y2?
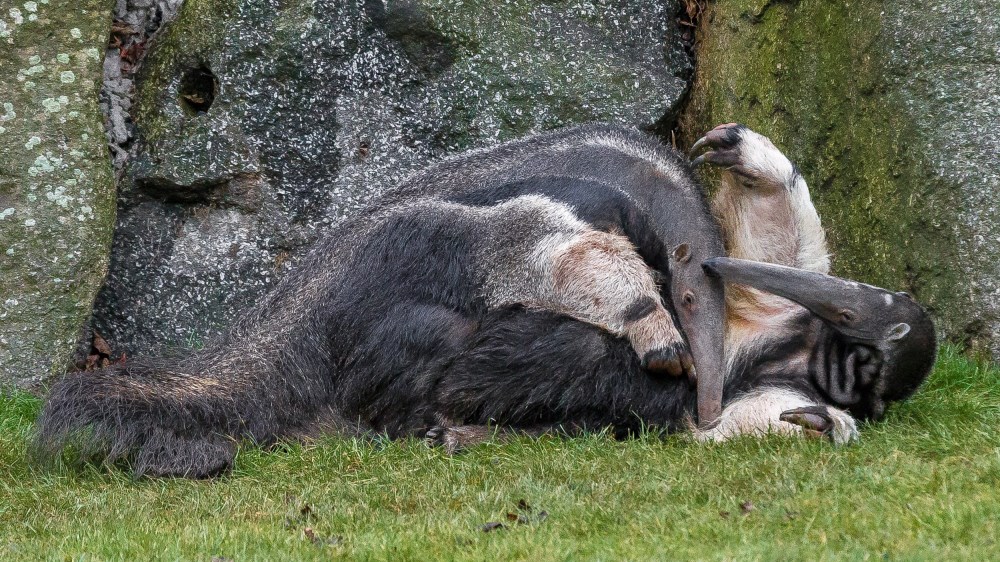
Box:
1 347 998 561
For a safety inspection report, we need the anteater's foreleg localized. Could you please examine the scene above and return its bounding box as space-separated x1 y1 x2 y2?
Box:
696 387 858 445
468 195 692 378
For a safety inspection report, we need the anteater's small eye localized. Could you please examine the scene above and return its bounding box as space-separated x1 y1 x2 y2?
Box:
682 292 695 306
840 310 856 324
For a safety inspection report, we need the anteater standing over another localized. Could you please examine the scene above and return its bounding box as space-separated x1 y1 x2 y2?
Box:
34 124 936 477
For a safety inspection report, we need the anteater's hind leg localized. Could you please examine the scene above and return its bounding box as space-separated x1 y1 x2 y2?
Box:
539 228 691 376
424 423 566 455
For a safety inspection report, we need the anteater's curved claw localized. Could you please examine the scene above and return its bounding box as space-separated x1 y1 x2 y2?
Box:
779 406 833 438
779 405 859 445
691 150 742 169
641 342 696 381
689 123 744 158
690 137 709 157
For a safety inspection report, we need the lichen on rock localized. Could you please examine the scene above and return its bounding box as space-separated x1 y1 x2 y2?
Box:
0 0 116 388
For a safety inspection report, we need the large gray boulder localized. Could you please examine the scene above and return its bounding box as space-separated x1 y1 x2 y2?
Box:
93 0 692 354
0 0 116 388
682 0 1000 360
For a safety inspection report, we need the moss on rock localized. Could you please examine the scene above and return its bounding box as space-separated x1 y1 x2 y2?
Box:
0 0 116 388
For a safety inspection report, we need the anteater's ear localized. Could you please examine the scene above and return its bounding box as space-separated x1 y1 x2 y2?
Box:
703 257 936 412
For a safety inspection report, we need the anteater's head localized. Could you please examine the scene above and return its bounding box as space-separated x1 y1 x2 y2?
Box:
704 257 936 420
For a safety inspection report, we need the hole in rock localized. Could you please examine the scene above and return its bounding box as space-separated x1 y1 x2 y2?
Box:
179 65 218 115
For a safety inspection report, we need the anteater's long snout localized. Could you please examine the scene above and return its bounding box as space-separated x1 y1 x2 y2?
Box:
701 257 928 342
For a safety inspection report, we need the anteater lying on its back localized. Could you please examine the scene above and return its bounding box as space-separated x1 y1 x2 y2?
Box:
35 124 936 477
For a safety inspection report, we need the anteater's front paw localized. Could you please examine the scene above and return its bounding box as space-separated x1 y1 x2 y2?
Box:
690 123 796 190
779 405 858 445
627 306 693 381
641 342 695 383
690 123 744 166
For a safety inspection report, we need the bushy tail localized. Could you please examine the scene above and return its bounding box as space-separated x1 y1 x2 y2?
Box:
33 359 245 478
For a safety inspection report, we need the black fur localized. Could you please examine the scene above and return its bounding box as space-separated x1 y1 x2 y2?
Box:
433 307 696 437
621 297 659 324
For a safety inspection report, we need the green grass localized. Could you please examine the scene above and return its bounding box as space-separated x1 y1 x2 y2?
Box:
2 347 998 561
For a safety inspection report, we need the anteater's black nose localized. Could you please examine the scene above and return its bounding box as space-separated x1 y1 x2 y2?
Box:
701 257 724 278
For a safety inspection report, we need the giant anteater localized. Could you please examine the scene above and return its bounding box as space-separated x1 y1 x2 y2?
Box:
34 123 936 477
